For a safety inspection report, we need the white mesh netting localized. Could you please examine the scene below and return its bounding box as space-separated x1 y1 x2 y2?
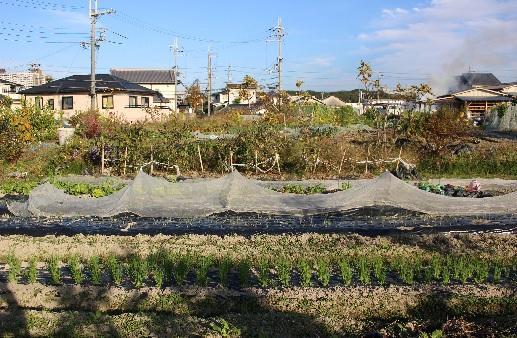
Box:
8 171 517 218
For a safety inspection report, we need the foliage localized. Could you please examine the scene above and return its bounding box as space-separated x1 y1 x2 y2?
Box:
218 257 232 287
106 254 123 286
338 258 353 286
186 80 204 113
51 180 125 198
276 257 292 288
26 257 38 284
0 180 39 195
256 258 271 288
68 255 84 285
298 260 312 287
209 319 241 338
315 259 331 287
89 256 102 286
47 256 61 285
7 253 21 283
238 260 251 288
127 254 148 288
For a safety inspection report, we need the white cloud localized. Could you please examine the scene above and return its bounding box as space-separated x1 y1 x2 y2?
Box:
358 0 517 94
309 57 335 67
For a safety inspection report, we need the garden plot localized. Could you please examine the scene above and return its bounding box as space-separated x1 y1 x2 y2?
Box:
0 233 515 337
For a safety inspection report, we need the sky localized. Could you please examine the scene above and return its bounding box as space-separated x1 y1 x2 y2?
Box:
1 0 517 94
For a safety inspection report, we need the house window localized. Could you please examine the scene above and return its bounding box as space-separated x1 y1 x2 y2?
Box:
102 95 114 109
35 96 43 109
47 99 55 110
62 96 73 110
129 96 137 108
141 97 150 108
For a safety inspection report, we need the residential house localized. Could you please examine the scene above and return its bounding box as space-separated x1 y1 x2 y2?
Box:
436 73 515 120
217 83 258 105
0 79 25 108
111 69 179 110
20 74 168 122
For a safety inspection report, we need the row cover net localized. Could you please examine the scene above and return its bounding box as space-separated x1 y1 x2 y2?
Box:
8 171 517 218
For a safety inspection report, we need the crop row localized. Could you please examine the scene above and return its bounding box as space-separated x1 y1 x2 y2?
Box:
3 252 515 288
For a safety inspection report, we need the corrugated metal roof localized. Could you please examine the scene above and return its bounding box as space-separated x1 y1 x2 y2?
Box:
19 74 157 95
110 69 176 84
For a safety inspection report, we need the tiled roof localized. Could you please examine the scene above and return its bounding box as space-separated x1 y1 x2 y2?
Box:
449 73 502 93
19 74 157 95
110 69 177 84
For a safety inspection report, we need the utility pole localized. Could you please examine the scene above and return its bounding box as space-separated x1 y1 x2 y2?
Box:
207 50 213 116
171 38 183 113
87 0 114 111
226 65 232 105
269 17 285 104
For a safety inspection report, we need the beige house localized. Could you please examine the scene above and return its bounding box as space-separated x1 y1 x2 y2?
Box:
217 83 258 105
111 69 178 110
0 79 24 108
20 74 168 122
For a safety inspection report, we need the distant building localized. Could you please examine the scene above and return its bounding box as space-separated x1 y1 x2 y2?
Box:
20 74 168 122
110 69 179 110
436 73 515 120
0 64 48 88
0 79 25 108
322 95 347 108
216 83 258 105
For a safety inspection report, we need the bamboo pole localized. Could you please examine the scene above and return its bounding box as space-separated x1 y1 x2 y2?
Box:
150 145 154 175
365 145 371 174
255 150 258 174
338 149 347 176
197 145 204 172
123 146 128 176
230 151 234 172
276 153 281 174
101 141 105 176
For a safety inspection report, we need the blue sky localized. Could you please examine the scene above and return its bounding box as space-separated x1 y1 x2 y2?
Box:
1 0 517 93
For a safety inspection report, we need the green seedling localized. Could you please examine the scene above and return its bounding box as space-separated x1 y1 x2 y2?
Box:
89 256 103 286
47 256 61 285
316 259 331 287
256 259 271 288
26 257 38 284
276 257 292 288
339 258 353 286
174 255 191 286
127 254 148 288
106 254 123 286
372 256 387 285
298 260 312 287
68 255 84 285
358 258 371 285
7 253 21 283
238 260 251 288
218 258 232 287
196 256 212 287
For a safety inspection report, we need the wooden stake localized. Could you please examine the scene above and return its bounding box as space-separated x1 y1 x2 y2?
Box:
276 153 281 174
396 147 403 171
123 146 128 176
197 145 204 172
230 151 234 172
